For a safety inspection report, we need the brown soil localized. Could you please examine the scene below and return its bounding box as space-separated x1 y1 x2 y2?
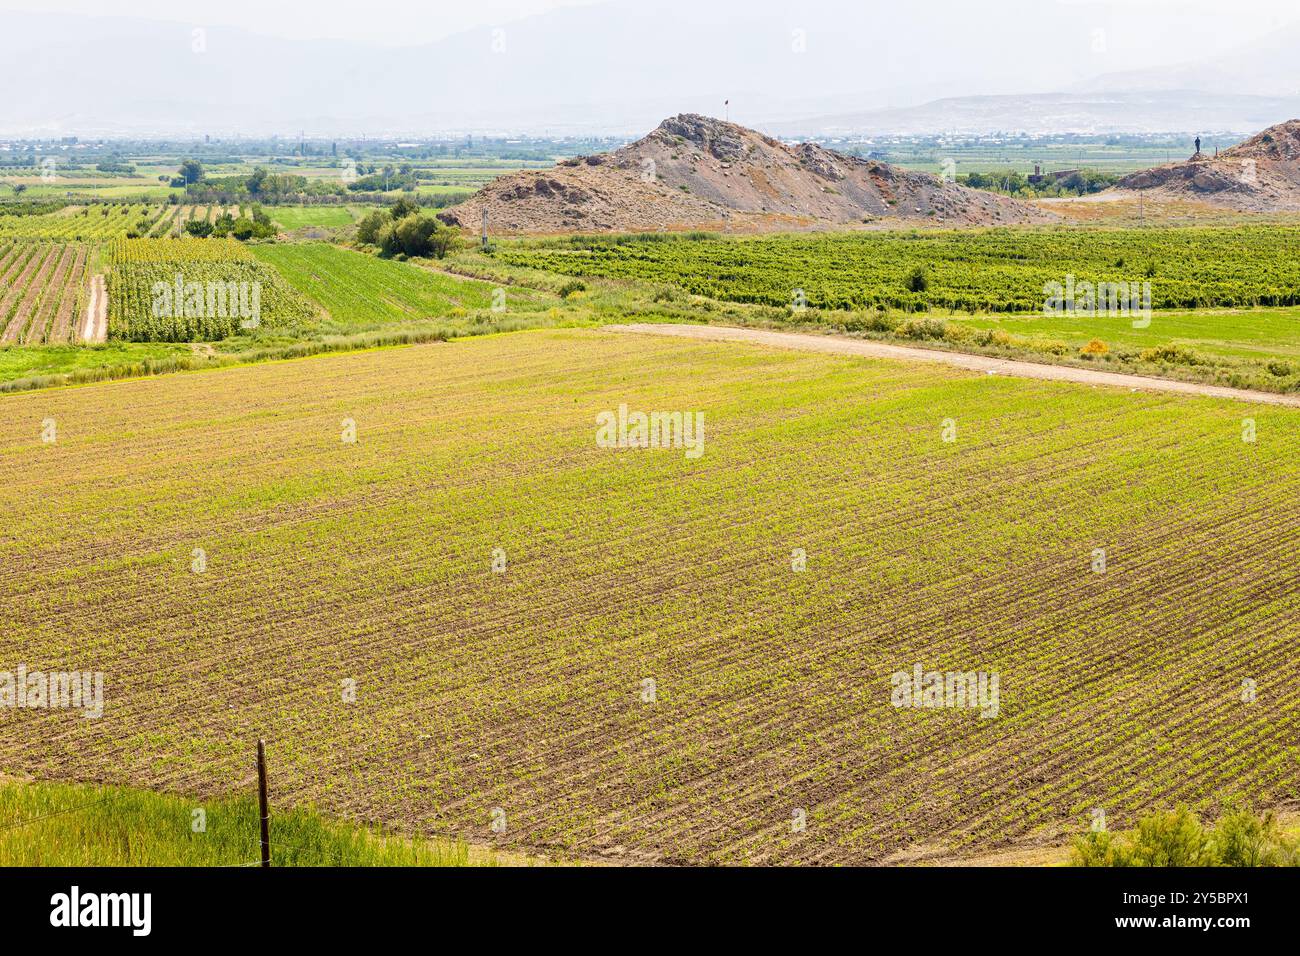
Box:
441 114 1054 235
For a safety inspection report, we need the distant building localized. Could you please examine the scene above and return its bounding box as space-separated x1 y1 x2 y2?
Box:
1028 164 1081 185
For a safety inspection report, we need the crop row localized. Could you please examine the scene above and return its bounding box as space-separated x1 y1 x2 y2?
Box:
0 241 89 344
107 239 316 341
500 226 1300 312
0 204 169 242
0 330 1294 864
110 237 255 264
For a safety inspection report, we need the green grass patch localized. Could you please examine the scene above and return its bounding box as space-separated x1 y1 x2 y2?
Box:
0 779 483 866
252 242 553 330
947 306 1300 364
0 342 194 382
270 206 360 230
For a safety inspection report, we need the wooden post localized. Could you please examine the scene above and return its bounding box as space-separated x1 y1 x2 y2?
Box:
257 739 271 868
481 209 489 250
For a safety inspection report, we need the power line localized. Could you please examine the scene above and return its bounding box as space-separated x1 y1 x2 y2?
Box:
0 793 116 833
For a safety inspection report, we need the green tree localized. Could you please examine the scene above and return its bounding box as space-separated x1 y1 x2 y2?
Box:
356 210 388 245
178 160 205 185
388 197 419 220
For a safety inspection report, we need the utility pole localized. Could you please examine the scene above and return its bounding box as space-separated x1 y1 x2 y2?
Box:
482 209 489 250
256 739 271 868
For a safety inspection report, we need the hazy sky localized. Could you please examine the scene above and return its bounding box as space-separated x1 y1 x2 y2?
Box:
0 0 601 44
3 0 1297 48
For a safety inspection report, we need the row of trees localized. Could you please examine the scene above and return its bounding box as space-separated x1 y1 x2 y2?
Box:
176 205 276 241
958 168 1120 198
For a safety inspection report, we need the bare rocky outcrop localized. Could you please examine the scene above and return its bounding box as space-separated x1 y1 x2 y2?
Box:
440 114 1053 234
1112 119 1300 211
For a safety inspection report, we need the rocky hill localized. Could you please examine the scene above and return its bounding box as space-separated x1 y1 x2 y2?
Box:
440 114 1052 234
1113 120 1300 211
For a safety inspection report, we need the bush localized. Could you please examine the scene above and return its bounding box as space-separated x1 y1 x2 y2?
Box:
1080 338 1109 357
1072 807 1298 867
974 328 1012 348
558 280 587 299
905 266 929 294
1140 343 1205 366
841 311 898 334
355 210 388 246
900 317 946 340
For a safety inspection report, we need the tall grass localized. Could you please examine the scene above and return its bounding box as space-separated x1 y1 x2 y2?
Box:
0 781 482 867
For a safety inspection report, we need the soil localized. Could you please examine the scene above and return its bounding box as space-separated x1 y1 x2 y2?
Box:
1109 119 1300 212
82 273 107 344
441 114 1054 234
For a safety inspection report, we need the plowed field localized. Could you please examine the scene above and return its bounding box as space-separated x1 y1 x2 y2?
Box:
1 329 1296 864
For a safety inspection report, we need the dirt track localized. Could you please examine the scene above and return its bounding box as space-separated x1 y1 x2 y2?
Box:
607 323 1300 408
81 273 107 343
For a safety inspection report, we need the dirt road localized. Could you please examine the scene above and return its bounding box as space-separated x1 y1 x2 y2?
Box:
81 274 107 344
607 323 1300 408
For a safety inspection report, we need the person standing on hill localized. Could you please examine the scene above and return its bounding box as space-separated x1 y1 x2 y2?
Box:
1195 136 1202 156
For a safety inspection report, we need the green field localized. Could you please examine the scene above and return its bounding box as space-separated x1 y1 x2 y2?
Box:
270 206 363 230
948 306 1300 364
0 780 485 866
0 341 196 385
2 329 1295 865
879 142 1205 178
252 242 554 329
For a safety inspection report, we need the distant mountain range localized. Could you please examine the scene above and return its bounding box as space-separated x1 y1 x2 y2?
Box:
770 92 1300 138
1 4 1298 138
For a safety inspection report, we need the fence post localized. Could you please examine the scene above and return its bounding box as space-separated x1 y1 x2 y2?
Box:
257 739 271 867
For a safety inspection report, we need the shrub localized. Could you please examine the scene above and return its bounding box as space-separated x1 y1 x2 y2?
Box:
905 266 929 293
558 280 587 299
942 323 975 344
900 317 946 340
355 210 388 246
1080 338 1109 356
1140 343 1205 366
1071 830 1129 867
1209 809 1284 867
1127 807 1216 866
1071 807 1298 867
974 329 1012 348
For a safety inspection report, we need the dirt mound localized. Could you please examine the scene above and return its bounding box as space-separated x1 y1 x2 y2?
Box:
1112 119 1300 211
440 114 1052 234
